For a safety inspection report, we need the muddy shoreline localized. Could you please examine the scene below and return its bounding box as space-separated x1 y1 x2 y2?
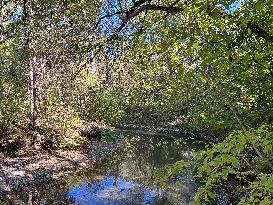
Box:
0 137 123 200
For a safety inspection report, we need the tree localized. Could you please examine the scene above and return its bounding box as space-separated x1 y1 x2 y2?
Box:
90 0 273 132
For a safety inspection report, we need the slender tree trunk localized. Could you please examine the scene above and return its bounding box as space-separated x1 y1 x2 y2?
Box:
29 56 37 128
25 1 38 129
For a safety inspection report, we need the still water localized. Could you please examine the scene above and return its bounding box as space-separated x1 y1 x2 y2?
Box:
5 130 206 205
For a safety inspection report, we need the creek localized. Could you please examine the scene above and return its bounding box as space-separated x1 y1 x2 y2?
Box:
5 129 206 205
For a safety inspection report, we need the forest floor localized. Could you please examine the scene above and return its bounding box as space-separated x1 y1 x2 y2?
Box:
0 137 123 198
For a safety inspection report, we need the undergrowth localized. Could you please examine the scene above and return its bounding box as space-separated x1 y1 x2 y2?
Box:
154 125 273 204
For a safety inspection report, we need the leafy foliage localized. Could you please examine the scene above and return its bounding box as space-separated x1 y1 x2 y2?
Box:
239 174 273 205
154 125 273 204
101 128 118 141
38 105 86 149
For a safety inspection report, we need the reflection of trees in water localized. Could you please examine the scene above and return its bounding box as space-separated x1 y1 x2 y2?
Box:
92 133 204 183
1 182 74 205
63 131 199 205
1 133 204 204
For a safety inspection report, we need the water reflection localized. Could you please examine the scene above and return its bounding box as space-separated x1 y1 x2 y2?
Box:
1 131 205 205
67 176 161 205
65 132 205 205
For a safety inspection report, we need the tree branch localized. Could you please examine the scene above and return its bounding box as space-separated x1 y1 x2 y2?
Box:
247 22 273 42
74 0 273 80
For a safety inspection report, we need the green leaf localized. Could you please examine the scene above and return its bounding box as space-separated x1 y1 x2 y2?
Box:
208 191 216 199
263 144 272 153
232 160 240 169
259 197 272 205
254 1 264 10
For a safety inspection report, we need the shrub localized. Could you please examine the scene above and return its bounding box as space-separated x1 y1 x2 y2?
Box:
154 125 273 204
38 104 86 149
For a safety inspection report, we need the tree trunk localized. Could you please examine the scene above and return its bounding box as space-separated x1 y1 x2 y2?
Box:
29 56 37 128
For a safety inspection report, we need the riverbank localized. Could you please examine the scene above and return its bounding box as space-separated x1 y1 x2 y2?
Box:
114 124 226 142
0 137 123 199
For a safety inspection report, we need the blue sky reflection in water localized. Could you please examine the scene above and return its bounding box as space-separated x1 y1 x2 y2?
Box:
64 132 205 205
67 175 161 205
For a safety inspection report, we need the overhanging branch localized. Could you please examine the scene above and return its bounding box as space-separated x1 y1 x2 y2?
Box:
73 0 273 80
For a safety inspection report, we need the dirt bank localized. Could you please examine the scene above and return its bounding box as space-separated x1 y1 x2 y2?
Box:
0 138 123 199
